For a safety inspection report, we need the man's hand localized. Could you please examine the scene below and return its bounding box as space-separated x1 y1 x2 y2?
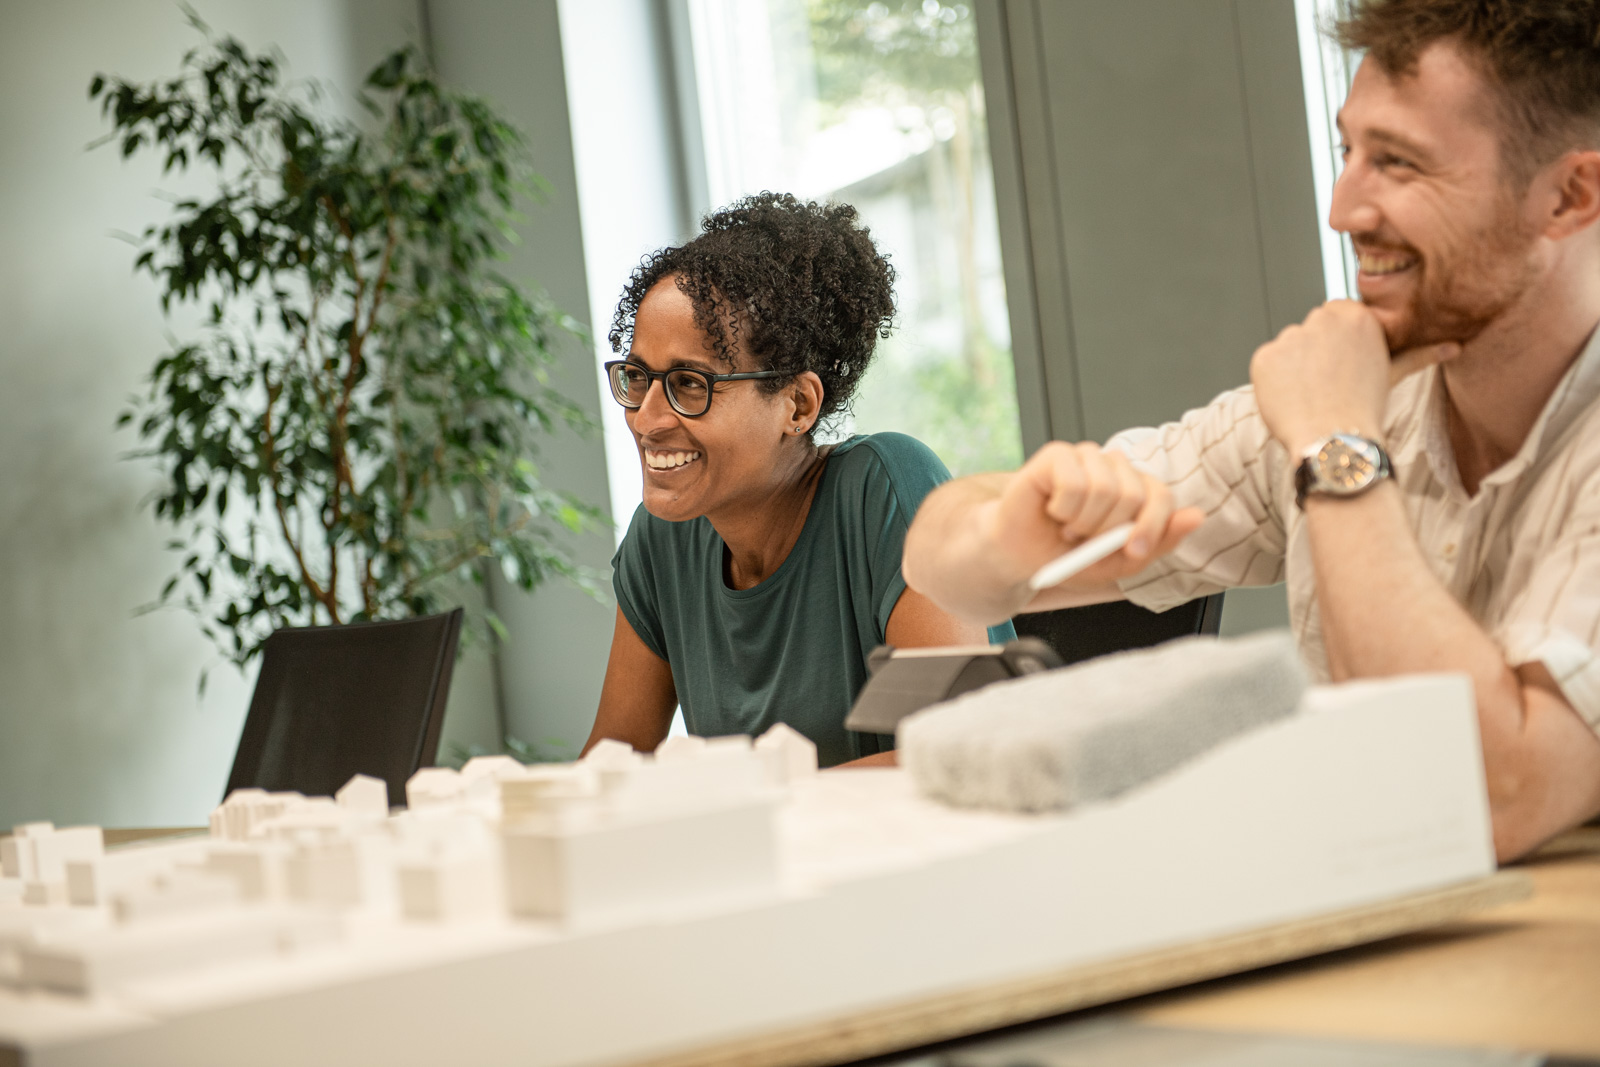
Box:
904 442 1203 625
987 441 1202 587
1250 300 1459 454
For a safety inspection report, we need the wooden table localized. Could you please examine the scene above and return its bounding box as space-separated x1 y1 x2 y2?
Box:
1121 827 1600 1059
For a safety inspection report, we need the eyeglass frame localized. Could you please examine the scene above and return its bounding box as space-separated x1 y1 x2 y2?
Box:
603 359 784 418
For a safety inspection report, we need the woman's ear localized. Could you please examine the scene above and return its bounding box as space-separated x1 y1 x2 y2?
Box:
788 371 825 435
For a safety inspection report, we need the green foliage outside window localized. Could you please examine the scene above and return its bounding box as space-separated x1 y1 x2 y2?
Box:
91 17 601 673
804 0 1021 475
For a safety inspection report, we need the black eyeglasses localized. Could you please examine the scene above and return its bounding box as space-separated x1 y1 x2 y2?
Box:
603 360 781 418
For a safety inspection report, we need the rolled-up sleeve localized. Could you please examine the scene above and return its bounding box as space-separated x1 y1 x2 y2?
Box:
1497 506 1600 730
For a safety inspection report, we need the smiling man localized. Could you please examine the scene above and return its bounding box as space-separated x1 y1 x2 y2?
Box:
903 0 1600 860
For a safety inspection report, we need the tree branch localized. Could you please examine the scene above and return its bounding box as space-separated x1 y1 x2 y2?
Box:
259 368 339 621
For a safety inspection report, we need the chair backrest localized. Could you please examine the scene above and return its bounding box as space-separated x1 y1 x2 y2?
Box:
224 608 464 808
1010 593 1224 669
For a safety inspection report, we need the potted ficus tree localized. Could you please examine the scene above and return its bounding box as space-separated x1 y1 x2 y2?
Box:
91 18 601 676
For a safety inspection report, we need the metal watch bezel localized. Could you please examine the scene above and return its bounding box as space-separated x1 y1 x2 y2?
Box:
1294 433 1391 509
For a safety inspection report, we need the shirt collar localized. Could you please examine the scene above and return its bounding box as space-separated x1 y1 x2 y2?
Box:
1411 318 1600 496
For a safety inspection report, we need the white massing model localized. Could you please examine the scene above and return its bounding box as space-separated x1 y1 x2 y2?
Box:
0 681 1495 1067
1 728 814 1001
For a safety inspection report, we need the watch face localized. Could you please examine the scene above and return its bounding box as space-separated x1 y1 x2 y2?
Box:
1315 436 1379 493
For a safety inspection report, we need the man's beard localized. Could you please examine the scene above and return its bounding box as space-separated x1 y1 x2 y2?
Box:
1361 199 1540 353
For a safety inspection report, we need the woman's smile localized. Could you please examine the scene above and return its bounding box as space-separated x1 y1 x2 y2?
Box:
643 447 702 472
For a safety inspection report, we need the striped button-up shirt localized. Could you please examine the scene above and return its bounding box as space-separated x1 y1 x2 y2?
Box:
1107 325 1600 733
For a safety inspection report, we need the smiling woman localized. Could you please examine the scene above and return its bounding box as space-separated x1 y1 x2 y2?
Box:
583 193 1014 767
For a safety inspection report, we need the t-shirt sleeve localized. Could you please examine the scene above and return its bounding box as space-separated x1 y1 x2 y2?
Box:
1496 476 1600 731
1107 385 1291 612
611 505 669 661
843 434 952 643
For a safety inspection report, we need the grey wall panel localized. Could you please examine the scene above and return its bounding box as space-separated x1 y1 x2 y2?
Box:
976 0 1054 453
1004 0 1089 443
1036 0 1275 440
980 0 1315 632
1235 0 1326 335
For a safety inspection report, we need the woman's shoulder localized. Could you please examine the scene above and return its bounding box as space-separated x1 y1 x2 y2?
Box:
821 433 953 527
828 432 952 486
615 504 717 565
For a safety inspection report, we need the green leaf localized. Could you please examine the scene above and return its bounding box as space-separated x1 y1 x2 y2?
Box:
95 20 596 681
366 50 406 90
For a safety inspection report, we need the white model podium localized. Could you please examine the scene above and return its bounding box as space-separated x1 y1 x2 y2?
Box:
0 676 1516 1067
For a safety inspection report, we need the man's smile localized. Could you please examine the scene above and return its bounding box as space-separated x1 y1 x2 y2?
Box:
1356 247 1418 276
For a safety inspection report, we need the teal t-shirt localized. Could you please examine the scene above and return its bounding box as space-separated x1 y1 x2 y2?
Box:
612 432 1015 767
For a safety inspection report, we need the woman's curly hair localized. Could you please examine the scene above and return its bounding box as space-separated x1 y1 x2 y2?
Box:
608 192 896 429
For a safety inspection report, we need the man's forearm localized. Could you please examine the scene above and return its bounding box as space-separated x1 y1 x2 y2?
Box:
904 453 1187 625
903 474 1030 625
1304 484 1600 859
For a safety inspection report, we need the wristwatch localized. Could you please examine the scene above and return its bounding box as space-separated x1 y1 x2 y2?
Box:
1294 433 1392 509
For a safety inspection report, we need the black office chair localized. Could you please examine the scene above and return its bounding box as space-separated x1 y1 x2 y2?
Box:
223 608 464 808
1011 593 1224 669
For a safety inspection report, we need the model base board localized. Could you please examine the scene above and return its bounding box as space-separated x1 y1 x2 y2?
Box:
1 676 1498 1067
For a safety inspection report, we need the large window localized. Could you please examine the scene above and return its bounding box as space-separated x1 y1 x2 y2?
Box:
681 0 1022 475
1295 0 1358 301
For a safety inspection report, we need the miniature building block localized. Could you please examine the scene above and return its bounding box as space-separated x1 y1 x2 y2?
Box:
581 738 643 772
460 755 525 784
257 796 345 840
499 766 600 827
111 868 240 924
30 827 103 883
63 860 102 908
0 905 108 990
459 755 531 808
5 826 102 906
284 833 394 912
755 723 819 784
204 843 289 902
63 838 210 908
285 838 362 910
211 790 309 841
20 910 284 995
397 845 500 923
405 767 464 809
600 744 774 815
654 734 708 762
22 881 68 907
0 838 22 880
210 789 268 839
502 798 780 929
2 823 55 881
335 775 390 818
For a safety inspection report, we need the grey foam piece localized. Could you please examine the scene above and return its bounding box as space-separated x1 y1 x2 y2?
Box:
897 631 1308 813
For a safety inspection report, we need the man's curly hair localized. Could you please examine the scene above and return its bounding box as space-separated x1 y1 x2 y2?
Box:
1336 0 1600 185
608 192 896 429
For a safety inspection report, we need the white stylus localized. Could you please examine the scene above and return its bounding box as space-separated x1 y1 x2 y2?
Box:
1027 522 1136 591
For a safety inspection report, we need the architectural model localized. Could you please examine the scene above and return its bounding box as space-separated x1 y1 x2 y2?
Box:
0 675 1495 1067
